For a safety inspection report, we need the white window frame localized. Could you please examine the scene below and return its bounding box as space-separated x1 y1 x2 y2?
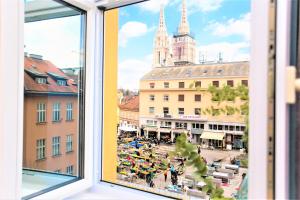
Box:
37 103 46 123
0 0 290 199
66 102 73 121
36 139 46 160
66 134 73 152
66 165 74 175
36 77 47 84
52 136 61 156
52 103 61 122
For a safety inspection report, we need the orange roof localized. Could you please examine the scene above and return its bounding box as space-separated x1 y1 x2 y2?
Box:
119 96 139 112
24 57 78 95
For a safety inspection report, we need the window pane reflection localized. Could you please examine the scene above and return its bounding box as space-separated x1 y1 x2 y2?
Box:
23 0 86 198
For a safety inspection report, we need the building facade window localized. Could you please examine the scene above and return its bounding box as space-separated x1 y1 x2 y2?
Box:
36 139 46 160
66 165 74 175
178 108 184 115
35 77 47 84
175 122 187 129
164 82 169 88
37 103 46 123
194 108 201 115
66 135 73 152
163 95 169 101
52 103 61 122
212 81 219 87
195 81 201 87
178 94 184 101
149 82 155 88
192 123 204 129
163 107 169 114
146 120 157 126
179 82 185 88
52 136 61 156
149 107 155 114
149 95 155 101
195 94 201 102
66 103 73 121
227 80 234 87
57 79 67 86
242 80 248 86
161 121 172 128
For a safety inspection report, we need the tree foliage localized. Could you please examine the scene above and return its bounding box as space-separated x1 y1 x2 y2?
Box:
174 134 226 199
195 84 249 146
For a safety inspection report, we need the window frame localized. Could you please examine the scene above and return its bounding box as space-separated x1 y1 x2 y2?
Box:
0 0 287 199
0 0 96 199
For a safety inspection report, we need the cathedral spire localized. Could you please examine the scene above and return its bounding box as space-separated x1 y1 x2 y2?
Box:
152 5 174 67
178 0 190 35
158 5 167 32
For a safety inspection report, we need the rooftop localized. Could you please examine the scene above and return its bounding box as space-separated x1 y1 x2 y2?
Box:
119 96 139 112
140 61 249 81
24 56 78 95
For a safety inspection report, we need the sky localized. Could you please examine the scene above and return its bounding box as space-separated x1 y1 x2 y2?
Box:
25 15 83 69
118 0 250 90
24 0 250 90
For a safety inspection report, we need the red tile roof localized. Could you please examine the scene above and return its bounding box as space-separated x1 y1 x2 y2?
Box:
24 57 78 95
119 96 139 112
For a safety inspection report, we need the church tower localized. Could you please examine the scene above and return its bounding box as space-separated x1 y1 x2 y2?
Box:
153 5 174 67
172 0 196 65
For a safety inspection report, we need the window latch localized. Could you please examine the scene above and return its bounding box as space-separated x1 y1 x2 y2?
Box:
286 66 300 104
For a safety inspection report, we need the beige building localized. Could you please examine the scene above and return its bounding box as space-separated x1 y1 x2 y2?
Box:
139 62 248 149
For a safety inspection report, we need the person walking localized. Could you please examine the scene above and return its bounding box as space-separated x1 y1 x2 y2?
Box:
164 169 168 182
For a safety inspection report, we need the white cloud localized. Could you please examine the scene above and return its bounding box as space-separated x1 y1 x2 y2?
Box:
186 0 224 13
206 13 250 41
119 21 152 47
198 42 250 63
118 55 153 90
138 0 171 13
138 0 224 13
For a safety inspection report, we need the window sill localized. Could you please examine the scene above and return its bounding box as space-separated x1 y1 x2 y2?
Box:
52 154 62 158
36 158 46 162
66 119 74 122
65 182 172 200
66 150 74 154
36 122 47 125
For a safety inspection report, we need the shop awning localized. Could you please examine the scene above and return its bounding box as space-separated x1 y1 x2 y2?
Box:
119 126 137 132
200 132 225 140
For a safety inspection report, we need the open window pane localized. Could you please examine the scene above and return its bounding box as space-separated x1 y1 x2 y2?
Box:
23 0 86 198
103 0 250 199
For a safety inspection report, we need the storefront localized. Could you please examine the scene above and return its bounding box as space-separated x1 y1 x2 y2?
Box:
200 131 225 149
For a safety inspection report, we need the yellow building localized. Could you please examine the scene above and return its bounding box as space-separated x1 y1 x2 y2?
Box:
139 61 248 149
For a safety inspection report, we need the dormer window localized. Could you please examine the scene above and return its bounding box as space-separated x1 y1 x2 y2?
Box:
35 77 47 84
57 80 67 86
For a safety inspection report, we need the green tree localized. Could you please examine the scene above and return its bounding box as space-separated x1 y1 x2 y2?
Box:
191 83 249 147
174 134 232 199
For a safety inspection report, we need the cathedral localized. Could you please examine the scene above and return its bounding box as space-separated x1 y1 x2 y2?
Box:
153 0 197 68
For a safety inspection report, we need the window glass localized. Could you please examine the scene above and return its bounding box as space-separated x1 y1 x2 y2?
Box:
178 94 184 101
23 0 86 197
108 0 250 198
